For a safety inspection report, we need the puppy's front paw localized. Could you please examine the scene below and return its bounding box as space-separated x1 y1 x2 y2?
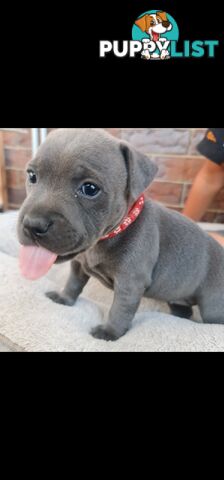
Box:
141 51 151 60
46 291 76 306
91 325 119 342
161 49 169 59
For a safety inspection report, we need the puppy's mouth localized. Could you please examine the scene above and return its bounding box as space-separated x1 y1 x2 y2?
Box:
55 249 86 264
19 243 86 281
18 213 89 280
151 31 160 42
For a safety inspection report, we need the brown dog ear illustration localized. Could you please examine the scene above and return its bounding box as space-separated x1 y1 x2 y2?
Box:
135 15 148 32
156 11 170 28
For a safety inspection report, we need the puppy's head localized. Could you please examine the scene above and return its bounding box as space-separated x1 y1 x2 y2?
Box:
135 11 172 38
18 129 158 262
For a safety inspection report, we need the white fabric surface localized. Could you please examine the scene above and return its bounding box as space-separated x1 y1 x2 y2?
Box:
0 211 224 352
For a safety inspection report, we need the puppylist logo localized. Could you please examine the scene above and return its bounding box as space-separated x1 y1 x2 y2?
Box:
100 9 219 59
133 10 178 59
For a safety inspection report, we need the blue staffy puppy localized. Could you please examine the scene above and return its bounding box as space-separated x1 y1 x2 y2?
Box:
17 129 224 340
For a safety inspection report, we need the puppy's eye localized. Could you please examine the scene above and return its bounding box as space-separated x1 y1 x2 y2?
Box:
79 183 100 198
27 170 37 184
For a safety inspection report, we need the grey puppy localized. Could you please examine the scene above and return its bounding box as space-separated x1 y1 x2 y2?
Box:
17 128 224 341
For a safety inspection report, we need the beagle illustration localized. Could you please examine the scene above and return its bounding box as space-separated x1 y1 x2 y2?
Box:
135 11 173 59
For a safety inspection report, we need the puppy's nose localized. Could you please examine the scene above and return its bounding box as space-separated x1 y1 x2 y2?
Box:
23 215 53 238
162 20 170 28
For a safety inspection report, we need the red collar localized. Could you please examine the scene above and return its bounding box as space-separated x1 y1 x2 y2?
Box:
101 194 145 241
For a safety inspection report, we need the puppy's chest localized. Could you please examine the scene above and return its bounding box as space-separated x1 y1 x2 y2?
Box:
76 250 114 290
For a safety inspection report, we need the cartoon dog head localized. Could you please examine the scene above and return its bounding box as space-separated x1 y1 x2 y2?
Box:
135 11 172 41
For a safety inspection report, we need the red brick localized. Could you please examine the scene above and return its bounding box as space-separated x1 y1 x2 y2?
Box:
201 212 216 222
7 188 26 206
156 156 205 182
146 181 183 206
168 206 184 214
3 130 31 148
4 148 32 169
49 128 122 138
1 127 224 223
214 213 224 223
6 170 26 188
211 188 224 210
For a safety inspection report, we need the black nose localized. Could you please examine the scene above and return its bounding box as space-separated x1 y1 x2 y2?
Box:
23 215 53 238
162 20 170 28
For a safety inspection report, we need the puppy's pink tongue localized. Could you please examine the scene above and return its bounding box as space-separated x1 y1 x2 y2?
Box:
19 245 58 280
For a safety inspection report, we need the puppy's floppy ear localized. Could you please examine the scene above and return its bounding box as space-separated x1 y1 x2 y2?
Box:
120 142 158 205
156 11 170 27
135 14 148 32
156 11 168 22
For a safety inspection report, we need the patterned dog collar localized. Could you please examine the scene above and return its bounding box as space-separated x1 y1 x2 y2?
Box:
101 195 145 240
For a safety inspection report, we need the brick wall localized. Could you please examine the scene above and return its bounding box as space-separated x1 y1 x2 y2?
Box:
2 127 224 222
2 129 31 208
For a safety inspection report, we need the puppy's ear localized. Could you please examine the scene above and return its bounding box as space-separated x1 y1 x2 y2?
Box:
135 14 148 32
156 11 168 22
120 142 158 205
156 11 170 27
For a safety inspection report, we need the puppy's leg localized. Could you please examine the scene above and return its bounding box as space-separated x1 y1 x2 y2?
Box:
46 260 89 306
160 49 169 59
199 291 224 324
141 50 151 59
141 39 151 59
91 282 144 341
